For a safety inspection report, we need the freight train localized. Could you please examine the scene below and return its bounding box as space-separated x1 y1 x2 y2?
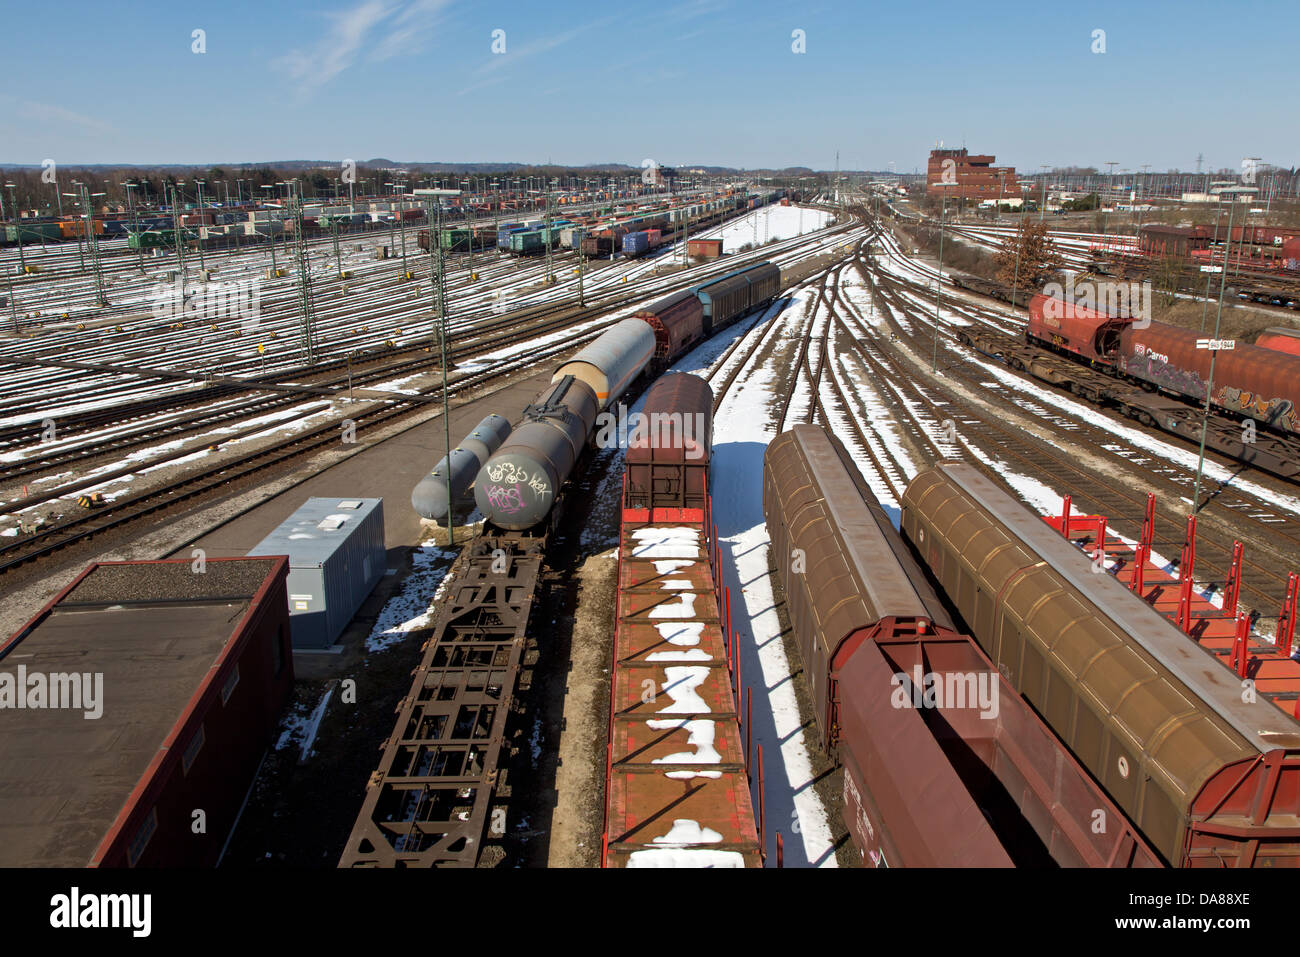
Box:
902 462 1300 867
466 261 782 530
762 425 1160 867
1026 293 1300 437
602 373 761 867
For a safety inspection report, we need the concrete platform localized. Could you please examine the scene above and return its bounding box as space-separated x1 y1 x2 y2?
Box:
172 364 557 679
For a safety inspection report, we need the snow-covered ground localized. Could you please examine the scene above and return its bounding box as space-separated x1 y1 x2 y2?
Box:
705 205 834 253
668 287 839 868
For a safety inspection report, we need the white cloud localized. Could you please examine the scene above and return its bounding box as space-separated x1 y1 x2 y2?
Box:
373 0 454 61
3 96 112 133
276 0 451 96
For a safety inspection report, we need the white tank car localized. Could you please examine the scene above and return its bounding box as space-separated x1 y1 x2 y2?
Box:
552 318 655 409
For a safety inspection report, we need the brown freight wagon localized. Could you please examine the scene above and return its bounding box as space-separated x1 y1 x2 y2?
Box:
632 290 705 367
625 372 712 509
1119 321 1300 435
687 238 723 259
902 462 1300 867
580 236 614 257
763 426 1160 867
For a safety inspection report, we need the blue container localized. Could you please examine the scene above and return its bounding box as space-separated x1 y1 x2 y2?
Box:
498 227 529 249
622 231 650 255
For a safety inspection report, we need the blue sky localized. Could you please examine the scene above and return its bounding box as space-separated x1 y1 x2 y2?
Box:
0 0 1295 173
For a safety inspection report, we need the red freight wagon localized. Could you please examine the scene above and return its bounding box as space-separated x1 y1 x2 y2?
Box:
764 426 1161 867
1119 322 1300 434
625 373 713 507
604 374 760 867
632 291 705 368
1256 328 1300 358
1027 293 1132 361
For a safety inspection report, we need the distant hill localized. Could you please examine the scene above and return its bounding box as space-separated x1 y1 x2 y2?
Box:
0 158 879 176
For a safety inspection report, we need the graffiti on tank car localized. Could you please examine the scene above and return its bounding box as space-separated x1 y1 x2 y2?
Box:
1127 348 1207 401
1218 388 1298 432
527 472 550 497
485 461 530 485
483 484 529 514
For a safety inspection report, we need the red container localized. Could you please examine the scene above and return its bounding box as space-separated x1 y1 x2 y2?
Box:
688 238 723 259
1256 329 1300 358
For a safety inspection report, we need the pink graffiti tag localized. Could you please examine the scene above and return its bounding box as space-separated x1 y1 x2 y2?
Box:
484 483 528 514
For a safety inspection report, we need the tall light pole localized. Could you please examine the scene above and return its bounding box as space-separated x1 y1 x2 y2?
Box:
931 183 955 374
1190 186 1251 516
414 188 461 546
194 180 207 271
4 260 17 333
260 184 278 275
66 184 107 306
124 182 144 270
4 184 26 274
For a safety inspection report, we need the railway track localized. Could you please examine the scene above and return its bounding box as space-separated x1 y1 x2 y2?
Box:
851 226 1300 624
337 242 855 868
1 220 859 529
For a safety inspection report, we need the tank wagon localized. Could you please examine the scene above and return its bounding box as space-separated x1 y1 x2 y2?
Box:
472 262 782 530
763 426 1161 867
604 373 760 866
901 462 1300 867
1256 327 1300 358
552 318 655 409
472 376 599 531
411 414 512 524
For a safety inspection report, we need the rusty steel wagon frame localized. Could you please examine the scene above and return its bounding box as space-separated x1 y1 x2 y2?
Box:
339 534 543 867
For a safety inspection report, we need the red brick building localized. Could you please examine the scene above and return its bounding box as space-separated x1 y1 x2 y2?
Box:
926 148 1020 202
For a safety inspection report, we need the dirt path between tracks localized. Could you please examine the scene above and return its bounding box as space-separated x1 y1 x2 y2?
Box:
545 551 616 867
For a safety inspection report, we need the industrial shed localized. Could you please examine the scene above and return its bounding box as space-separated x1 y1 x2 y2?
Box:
0 557 293 867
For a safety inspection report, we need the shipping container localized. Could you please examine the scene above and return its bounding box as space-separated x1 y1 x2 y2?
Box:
248 497 386 649
687 238 723 259
622 231 651 256
4 222 63 243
